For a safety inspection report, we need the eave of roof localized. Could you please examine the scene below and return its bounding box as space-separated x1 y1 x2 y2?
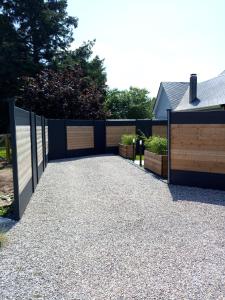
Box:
175 72 225 111
153 82 189 115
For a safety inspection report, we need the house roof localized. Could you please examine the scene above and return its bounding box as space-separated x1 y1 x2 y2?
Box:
161 82 189 110
175 72 225 111
153 82 189 116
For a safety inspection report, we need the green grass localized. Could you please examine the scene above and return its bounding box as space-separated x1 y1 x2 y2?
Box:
0 148 6 159
135 155 144 161
0 206 11 217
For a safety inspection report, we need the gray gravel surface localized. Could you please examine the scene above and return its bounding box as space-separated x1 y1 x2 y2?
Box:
1 155 225 299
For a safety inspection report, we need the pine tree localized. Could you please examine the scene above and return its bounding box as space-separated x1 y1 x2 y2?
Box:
0 0 78 96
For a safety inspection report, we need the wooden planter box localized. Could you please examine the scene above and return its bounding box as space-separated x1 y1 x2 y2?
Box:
119 144 134 159
144 150 168 178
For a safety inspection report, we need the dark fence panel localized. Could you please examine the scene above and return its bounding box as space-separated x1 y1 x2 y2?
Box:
10 106 33 219
136 120 152 137
168 110 225 190
48 120 66 160
94 120 106 155
9 102 20 220
48 119 168 159
6 102 48 220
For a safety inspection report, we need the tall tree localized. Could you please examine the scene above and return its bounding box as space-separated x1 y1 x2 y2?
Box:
17 66 108 120
51 40 107 90
105 87 154 119
0 14 32 96
17 38 108 119
0 0 78 96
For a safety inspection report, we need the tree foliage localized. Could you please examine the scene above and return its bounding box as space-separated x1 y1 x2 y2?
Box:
17 38 108 119
0 101 9 133
105 87 154 119
51 40 107 89
0 0 78 96
17 66 108 120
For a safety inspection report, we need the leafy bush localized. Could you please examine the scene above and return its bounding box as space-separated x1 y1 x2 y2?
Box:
0 206 11 217
145 136 167 155
17 66 108 120
105 87 154 119
143 136 152 149
120 134 137 145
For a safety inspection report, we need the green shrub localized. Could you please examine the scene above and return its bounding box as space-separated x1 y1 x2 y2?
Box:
143 136 152 148
0 206 9 217
145 135 167 155
120 134 137 145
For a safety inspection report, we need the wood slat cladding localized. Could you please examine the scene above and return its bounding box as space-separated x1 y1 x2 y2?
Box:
45 126 49 155
106 126 136 147
67 126 94 150
171 124 225 174
144 150 168 177
36 126 43 166
119 144 134 159
152 125 167 138
16 126 32 193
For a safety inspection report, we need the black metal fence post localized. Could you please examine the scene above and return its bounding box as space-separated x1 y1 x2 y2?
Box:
8 99 20 220
167 109 171 184
132 139 135 162
45 118 48 165
139 140 143 167
41 116 46 170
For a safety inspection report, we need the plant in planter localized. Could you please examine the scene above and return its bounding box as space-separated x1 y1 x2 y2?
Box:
144 136 168 177
119 134 137 159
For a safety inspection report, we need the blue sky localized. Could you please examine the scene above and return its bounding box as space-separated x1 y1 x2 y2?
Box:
68 0 225 96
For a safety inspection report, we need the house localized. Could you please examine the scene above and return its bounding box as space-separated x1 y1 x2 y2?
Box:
153 71 225 119
175 71 225 111
153 82 189 120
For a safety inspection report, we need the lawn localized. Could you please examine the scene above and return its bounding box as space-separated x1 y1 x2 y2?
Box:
136 155 144 161
0 148 6 159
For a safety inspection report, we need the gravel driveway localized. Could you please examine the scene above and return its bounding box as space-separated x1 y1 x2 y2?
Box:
1 155 225 299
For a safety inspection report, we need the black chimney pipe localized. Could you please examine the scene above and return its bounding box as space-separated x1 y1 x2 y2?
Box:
189 74 197 103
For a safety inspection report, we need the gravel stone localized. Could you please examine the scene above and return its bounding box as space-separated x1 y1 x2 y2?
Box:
1 155 225 299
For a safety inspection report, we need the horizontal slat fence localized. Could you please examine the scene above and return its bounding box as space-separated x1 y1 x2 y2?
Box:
45 119 49 163
152 125 167 137
49 119 167 160
67 126 94 150
106 126 136 147
8 102 48 220
168 110 225 190
36 115 44 181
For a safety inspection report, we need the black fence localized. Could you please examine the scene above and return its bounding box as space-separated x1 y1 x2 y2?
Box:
48 119 167 160
8 102 48 220
5 100 225 221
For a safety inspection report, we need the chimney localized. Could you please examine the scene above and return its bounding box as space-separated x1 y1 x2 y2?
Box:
189 74 197 103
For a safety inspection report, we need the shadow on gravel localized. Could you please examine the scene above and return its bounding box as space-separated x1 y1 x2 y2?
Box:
49 154 116 164
0 218 17 233
169 184 225 206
